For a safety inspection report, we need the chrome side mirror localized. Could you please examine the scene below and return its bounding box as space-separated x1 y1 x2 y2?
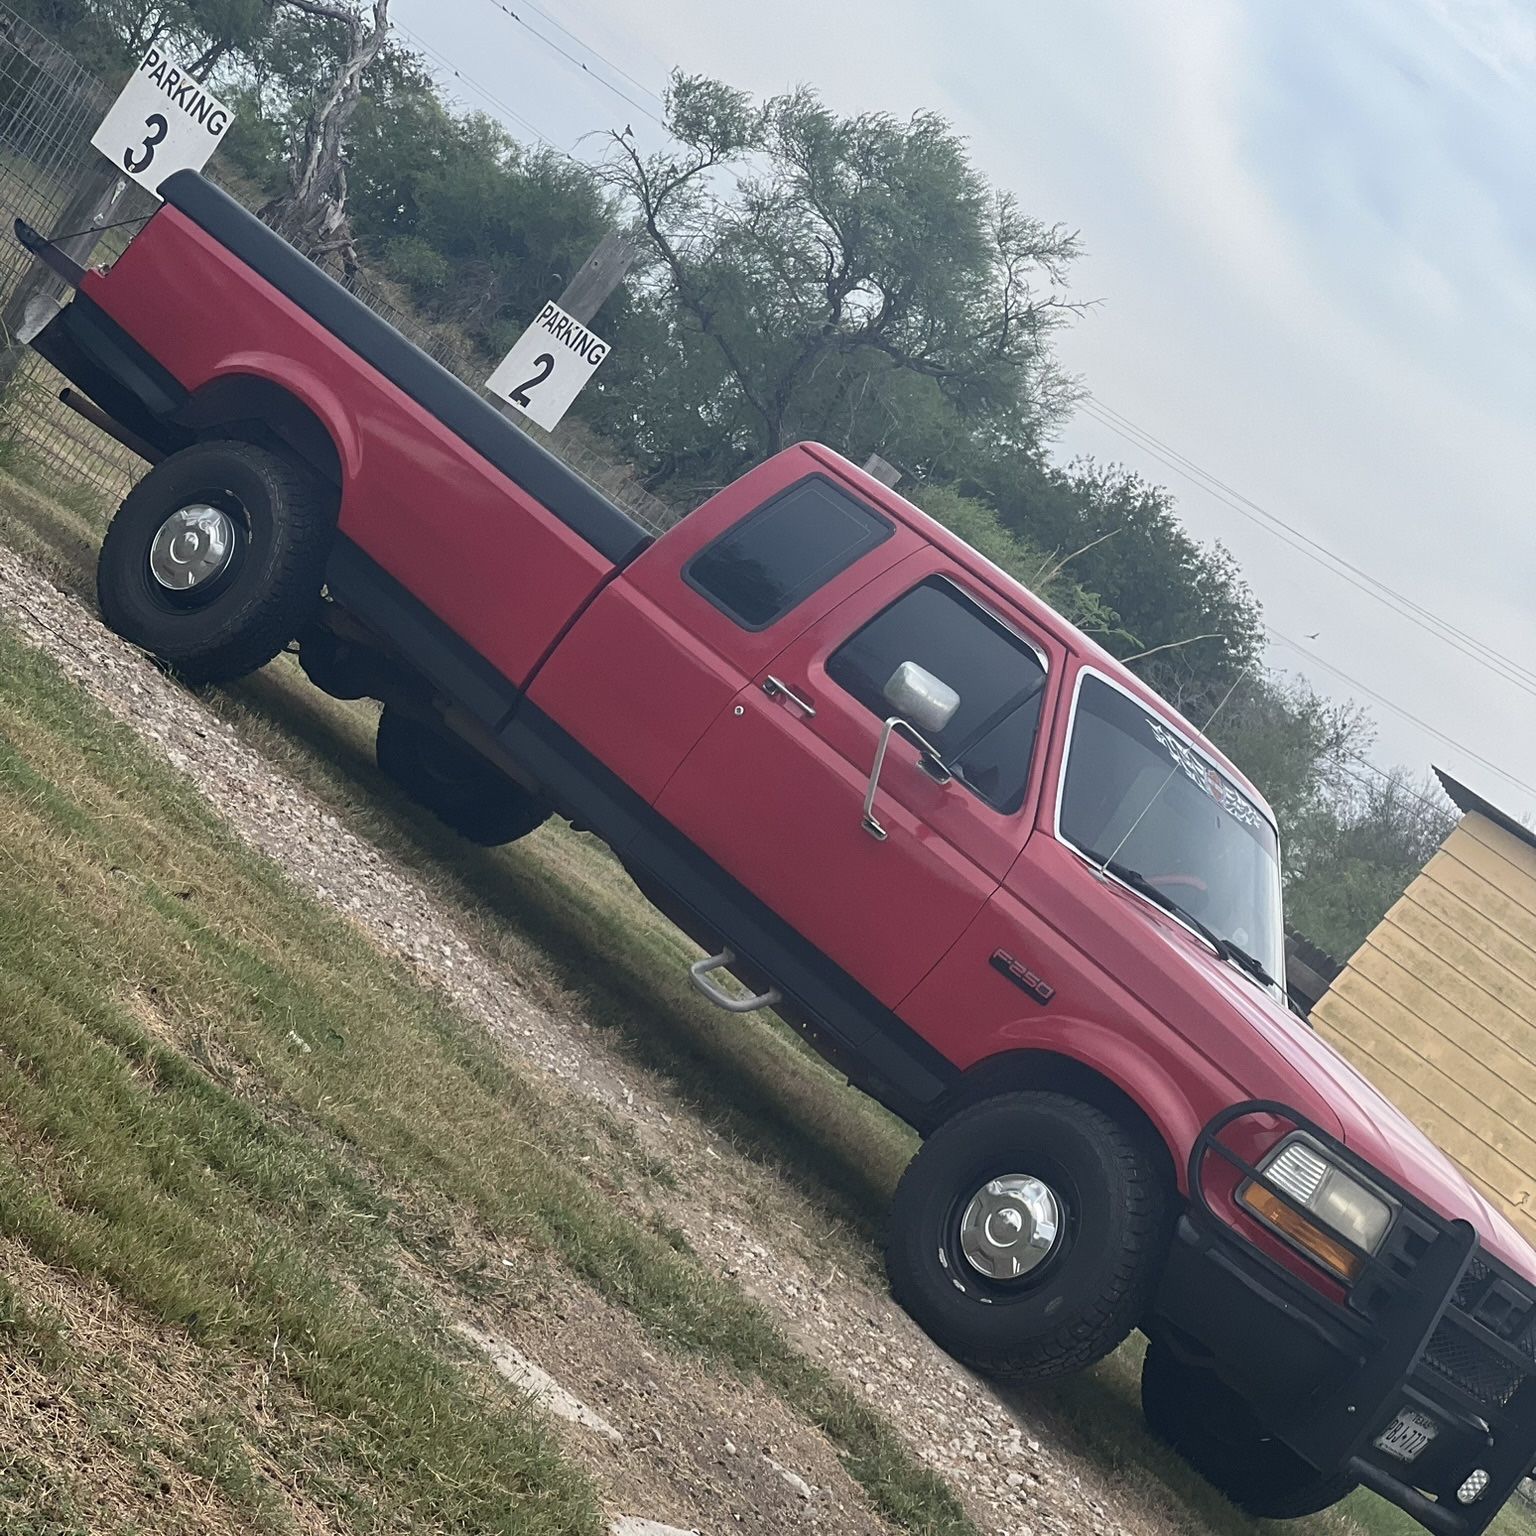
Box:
863 663 960 841
883 661 960 735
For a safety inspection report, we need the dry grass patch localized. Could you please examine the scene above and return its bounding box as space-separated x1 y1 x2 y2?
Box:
8 469 1535 1536
0 1239 355 1536
0 620 970 1535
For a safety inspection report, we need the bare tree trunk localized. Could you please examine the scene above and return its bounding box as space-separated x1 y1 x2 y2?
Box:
259 0 390 276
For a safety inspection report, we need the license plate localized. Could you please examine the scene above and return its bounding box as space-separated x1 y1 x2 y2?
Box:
1375 1408 1439 1463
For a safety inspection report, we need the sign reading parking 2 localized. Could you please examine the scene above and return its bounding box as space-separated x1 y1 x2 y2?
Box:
91 47 234 197
487 302 609 433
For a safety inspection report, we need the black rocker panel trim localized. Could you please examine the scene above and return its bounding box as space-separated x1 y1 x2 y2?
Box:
158 170 652 569
323 534 955 1122
323 538 524 729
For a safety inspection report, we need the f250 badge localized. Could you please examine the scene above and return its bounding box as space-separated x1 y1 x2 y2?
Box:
990 949 1056 1006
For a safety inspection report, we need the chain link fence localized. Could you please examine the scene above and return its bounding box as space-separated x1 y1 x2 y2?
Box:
0 2 678 536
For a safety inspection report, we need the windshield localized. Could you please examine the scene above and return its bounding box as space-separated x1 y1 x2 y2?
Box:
1059 675 1285 985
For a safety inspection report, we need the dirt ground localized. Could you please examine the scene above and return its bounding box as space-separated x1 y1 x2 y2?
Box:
0 545 1281 1536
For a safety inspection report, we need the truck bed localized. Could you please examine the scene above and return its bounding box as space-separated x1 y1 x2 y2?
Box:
34 171 652 698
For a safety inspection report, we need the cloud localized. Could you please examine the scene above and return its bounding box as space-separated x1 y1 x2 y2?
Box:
1411 0 1536 83
404 0 1536 809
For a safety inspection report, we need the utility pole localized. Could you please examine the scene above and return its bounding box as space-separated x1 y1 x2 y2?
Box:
0 161 131 392
553 225 643 325
498 223 641 431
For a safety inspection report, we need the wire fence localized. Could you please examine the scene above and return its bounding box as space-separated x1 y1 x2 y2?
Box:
0 11 146 514
0 2 678 537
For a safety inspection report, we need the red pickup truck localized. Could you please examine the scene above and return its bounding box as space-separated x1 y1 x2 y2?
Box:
19 174 1536 1532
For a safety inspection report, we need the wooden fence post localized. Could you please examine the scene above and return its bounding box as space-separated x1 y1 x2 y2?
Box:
498 224 641 430
0 157 131 392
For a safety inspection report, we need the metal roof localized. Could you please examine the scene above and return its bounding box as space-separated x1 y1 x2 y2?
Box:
1434 767 1536 856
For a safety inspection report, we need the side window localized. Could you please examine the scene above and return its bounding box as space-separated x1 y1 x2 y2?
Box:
685 475 892 631
827 578 1048 814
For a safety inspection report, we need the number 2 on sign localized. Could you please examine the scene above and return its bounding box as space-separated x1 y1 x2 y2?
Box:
124 113 168 175
510 353 555 407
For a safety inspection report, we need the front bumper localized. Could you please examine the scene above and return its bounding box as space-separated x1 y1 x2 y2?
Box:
1155 1102 1536 1535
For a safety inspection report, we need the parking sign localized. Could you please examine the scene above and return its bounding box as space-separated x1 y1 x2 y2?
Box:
91 47 234 197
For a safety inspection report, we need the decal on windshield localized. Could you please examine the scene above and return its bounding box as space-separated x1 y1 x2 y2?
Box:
1146 718 1264 830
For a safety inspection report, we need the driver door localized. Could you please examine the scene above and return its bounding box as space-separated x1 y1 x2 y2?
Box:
654 554 1058 1008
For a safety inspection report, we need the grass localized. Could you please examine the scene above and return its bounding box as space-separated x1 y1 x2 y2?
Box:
0 614 972 1534
4 463 1535 1535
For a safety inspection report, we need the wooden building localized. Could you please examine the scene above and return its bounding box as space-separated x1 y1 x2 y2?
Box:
1311 770 1536 1246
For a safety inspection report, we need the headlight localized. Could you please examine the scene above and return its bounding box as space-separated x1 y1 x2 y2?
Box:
1238 1135 1396 1281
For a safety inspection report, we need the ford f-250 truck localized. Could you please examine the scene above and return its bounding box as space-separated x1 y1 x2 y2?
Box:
16 172 1536 1531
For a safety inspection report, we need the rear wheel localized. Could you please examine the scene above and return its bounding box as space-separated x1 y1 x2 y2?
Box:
1140 1340 1357 1517
376 706 549 846
885 1092 1169 1380
97 439 335 684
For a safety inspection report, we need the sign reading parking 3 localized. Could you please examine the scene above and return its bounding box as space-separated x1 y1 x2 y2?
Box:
91 47 234 197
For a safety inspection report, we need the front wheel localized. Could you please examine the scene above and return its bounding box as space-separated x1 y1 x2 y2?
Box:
1140 1340 1357 1517
97 439 336 684
885 1092 1170 1380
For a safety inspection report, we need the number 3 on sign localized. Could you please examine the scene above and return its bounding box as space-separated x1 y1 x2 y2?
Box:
124 114 168 176
90 47 234 197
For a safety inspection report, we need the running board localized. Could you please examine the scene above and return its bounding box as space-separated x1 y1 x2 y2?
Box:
688 949 781 1014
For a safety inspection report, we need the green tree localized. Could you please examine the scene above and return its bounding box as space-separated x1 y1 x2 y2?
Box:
593 74 1083 493
1283 767 1453 960
982 456 1264 710
909 483 1119 638
6 0 270 77
346 88 619 359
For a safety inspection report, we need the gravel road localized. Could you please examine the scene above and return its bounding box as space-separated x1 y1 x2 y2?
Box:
0 546 1295 1536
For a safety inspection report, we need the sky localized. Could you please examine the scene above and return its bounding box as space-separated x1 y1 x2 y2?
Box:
391 0 1536 820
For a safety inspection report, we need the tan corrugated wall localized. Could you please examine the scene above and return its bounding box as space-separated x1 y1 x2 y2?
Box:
1312 811 1536 1246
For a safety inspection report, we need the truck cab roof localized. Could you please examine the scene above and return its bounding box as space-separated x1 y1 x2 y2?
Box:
795 441 1278 831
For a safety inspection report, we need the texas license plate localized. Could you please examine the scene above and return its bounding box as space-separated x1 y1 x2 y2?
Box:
1375 1408 1439 1463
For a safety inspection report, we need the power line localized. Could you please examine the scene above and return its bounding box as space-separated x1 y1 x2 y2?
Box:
1334 750 1454 824
396 23 585 166
1326 758 1455 835
1266 627 1536 802
472 0 672 131
1077 395 1536 704
488 0 666 108
1082 394 1533 683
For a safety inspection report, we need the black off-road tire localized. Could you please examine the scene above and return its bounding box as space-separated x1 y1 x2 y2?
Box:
97 440 336 685
1141 1340 1357 1517
885 1091 1169 1381
376 706 550 847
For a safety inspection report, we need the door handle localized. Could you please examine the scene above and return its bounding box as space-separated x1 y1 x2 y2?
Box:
762 675 816 717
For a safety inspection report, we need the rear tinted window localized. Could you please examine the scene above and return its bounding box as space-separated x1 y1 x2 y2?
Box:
685 476 892 630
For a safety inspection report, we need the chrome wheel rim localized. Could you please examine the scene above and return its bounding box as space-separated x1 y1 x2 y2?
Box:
958 1174 1062 1281
149 503 238 593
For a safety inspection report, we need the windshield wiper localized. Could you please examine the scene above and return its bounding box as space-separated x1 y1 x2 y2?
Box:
1219 939 1282 993
1096 857 1282 994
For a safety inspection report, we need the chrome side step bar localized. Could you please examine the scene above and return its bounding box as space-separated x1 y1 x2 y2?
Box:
688 949 781 1013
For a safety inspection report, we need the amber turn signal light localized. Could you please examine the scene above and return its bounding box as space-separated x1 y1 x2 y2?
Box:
1239 1183 1364 1281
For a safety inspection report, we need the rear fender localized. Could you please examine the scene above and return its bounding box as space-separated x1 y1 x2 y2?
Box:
186 354 359 485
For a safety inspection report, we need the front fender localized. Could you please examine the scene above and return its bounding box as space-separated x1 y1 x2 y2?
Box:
954 1017 1228 1194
